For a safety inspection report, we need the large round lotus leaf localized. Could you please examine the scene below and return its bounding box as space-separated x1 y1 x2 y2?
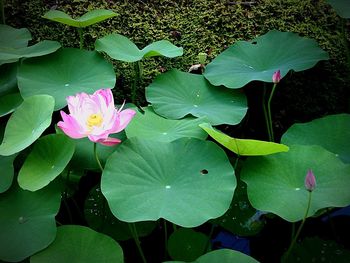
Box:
30 225 124 263
200 123 289 156
164 248 259 263
284 237 350 263
101 137 236 227
212 179 265 236
0 183 61 262
18 134 75 191
168 228 208 261
0 40 61 65
0 24 31 49
0 154 17 193
241 145 350 222
281 114 350 163
95 33 183 62
126 107 207 142
84 186 156 241
0 93 23 117
203 30 329 89
43 9 117 28
0 95 54 156
0 63 18 96
17 48 116 110
327 0 350 18
146 69 248 125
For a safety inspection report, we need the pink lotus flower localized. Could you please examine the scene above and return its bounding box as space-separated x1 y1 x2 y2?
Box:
305 169 316 192
58 89 136 146
272 70 281 84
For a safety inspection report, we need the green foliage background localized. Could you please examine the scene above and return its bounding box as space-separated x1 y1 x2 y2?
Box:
4 0 350 130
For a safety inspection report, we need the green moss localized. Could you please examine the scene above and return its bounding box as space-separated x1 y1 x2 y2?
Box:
4 0 349 118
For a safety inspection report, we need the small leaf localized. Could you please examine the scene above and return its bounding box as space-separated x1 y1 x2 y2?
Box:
200 123 289 156
0 92 23 117
43 9 117 28
125 107 207 142
0 24 31 49
30 225 124 263
204 30 329 89
0 154 17 193
95 33 183 62
18 134 75 191
146 69 248 125
0 63 18 96
0 95 54 156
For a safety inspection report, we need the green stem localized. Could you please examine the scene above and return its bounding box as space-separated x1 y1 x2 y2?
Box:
78 28 84 49
94 143 103 172
132 61 142 105
128 223 147 263
262 85 272 141
0 0 5 24
205 224 215 252
284 191 312 262
234 155 240 170
172 223 177 232
267 83 277 142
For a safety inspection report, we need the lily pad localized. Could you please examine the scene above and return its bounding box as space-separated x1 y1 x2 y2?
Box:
30 225 124 263
164 248 259 263
203 30 329 89
0 40 61 65
0 154 17 193
18 134 75 191
167 228 208 261
241 145 350 222
126 107 207 142
101 137 236 227
0 93 23 117
95 33 183 62
200 123 289 156
43 9 117 28
146 69 248 125
0 95 55 156
281 114 350 163
327 0 350 18
84 186 157 241
17 48 116 110
0 183 61 262
0 24 31 49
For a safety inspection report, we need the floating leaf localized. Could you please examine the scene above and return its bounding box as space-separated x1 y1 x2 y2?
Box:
0 95 54 156
200 123 289 156
30 225 124 263
281 114 350 163
0 154 17 193
43 9 117 28
164 248 259 263
284 237 350 263
101 138 236 227
126 107 207 142
146 69 247 125
18 134 75 191
17 48 116 110
327 0 350 18
0 93 23 117
95 33 183 62
84 186 156 241
167 228 208 261
0 183 61 262
0 40 61 65
241 145 350 222
204 30 329 89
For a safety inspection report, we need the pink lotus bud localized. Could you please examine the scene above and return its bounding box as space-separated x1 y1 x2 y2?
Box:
58 89 136 146
272 70 281 84
305 169 316 192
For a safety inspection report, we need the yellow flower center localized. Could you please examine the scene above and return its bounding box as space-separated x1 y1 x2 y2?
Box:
87 113 103 128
